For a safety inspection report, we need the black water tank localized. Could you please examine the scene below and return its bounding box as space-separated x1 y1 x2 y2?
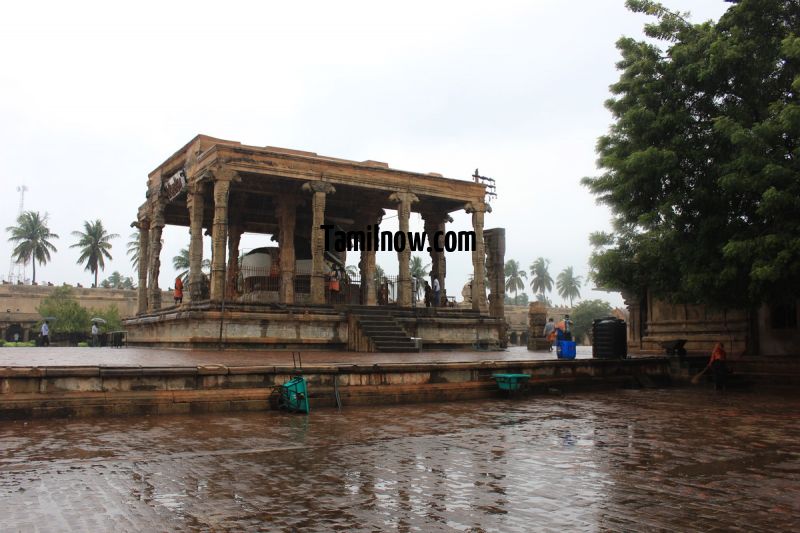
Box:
592 316 628 359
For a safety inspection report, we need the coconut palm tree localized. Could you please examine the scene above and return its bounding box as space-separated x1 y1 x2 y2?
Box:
410 255 430 299
556 266 583 307
173 248 211 283
6 211 59 283
504 259 527 305
529 257 553 302
127 231 140 271
71 220 119 287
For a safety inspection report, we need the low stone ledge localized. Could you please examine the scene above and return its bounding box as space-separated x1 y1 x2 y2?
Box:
44 367 100 377
100 367 143 377
0 367 45 378
197 365 229 375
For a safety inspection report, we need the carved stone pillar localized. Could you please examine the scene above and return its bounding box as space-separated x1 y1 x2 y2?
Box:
302 182 336 304
133 219 149 314
187 185 205 303
147 197 165 312
465 201 491 314
226 224 242 298
423 212 452 300
277 194 299 304
484 227 507 347
358 209 383 305
389 192 419 308
210 178 232 302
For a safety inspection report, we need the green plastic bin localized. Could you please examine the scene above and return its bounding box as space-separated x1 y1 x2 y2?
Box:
492 373 531 391
280 376 310 413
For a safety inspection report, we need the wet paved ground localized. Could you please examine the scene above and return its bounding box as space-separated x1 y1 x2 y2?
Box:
0 345 593 368
1 388 798 532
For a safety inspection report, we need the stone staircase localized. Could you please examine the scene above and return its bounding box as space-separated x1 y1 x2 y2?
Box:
349 307 418 352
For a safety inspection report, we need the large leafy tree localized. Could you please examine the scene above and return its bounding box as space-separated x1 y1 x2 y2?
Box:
556 266 583 307
571 299 614 344
6 211 59 283
583 0 800 307
529 257 553 302
504 259 527 305
71 220 119 288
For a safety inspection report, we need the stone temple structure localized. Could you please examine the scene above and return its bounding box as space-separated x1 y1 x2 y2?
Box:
125 135 506 351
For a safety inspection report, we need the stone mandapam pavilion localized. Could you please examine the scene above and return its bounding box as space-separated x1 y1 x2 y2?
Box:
124 135 506 351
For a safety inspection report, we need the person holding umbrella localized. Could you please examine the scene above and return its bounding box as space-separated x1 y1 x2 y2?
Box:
90 317 107 347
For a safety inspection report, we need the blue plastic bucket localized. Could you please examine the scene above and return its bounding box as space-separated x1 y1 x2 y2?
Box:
557 341 577 359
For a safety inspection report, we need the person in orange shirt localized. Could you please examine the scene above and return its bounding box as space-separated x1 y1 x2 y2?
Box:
174 276 184 305
704 342 727 391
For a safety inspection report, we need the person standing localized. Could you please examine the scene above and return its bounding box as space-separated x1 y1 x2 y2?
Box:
91 322 99 347
705 342 728 391
174 276 184 305
432 277 440 307
40 320 50 347
543 318 556 351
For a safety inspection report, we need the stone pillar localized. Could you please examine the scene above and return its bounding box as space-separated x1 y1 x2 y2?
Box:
187 185 205 303
358 209 383 305
133 219 149 314
423 212 452 299
277 195 299 304
302 182 336 304
465 201 491 314
622 290 642 352
210 178 232 302
389 192 419 308
147 198 165 312
485 228 507 347
226 224 242 298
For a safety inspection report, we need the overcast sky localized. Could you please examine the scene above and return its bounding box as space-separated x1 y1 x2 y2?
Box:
0 0 730 307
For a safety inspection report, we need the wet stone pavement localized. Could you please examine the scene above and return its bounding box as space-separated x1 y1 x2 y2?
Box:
1 389 799 532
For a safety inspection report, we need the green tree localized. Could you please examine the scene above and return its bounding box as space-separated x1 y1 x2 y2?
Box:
101 271 135 289
504 259 527 305
582 0 800 307
556 266 583 307
71 220 119 288
535 293 552 307
529 257 553 302
87 304 122 332
173 248 211 283
5 211 59 283
37 287 90 335
571 299 613 345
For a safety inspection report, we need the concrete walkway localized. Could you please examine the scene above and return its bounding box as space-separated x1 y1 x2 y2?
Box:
0 345 594 368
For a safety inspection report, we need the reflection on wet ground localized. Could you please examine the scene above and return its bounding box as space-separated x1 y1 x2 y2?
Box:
1 389 798 531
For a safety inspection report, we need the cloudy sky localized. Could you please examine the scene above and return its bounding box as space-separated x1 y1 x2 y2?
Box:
0 0 729 307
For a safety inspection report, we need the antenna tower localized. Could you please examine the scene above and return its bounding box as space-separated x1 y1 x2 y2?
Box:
7 185 28 283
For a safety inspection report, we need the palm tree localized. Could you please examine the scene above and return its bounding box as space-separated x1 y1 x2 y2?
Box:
71 220 119 287
504 259 527 305
6 211 59 283
345 264 359 280
410 255 429 299
173 248 211 283
556 266 583 307
127 231 140 271
529 257 553 302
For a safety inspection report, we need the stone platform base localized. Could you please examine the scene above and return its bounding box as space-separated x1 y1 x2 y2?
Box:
123 302 506 351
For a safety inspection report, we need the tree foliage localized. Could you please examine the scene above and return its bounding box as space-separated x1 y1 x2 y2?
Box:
173 248 211 283
100 271 135 289
504 259 528 305
37 287 90 334
583 0 800 307
5 211 59 283
71 220 119 287
556 266 583 306
529 257 553 300
570 299 614 344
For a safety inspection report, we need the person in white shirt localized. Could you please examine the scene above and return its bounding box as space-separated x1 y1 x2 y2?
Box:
432 277 440 307
91 323 99 347
41 321 50 347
